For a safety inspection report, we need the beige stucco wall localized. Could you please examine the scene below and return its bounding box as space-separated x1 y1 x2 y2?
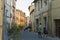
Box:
30 11 35 31
0 27 3 40
42 0 60 36
0 6 3 40
52 0 60 19
0 9 3 40
52 0 60 9
52 8 60 19
50 0 60 36
0 12 3 26
29 4 35 31
34 0 60 36
0 0 4 40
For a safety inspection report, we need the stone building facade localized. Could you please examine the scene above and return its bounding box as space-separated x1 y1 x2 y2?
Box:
28 3 35 32
34 0 60 37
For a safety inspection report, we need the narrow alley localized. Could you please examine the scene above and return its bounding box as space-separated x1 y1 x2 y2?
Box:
0 0 60 40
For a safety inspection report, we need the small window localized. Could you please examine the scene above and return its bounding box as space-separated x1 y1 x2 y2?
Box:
10 13 12 18
41 0 42 8
6 10 8 13
38 1 40 11
5 9 8 16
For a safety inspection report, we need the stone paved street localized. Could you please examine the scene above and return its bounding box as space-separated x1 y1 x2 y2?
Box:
21 31 60 40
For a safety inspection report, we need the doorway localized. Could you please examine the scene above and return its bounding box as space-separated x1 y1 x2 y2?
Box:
44 17 47 28
36 19 39 32
55 19 60 37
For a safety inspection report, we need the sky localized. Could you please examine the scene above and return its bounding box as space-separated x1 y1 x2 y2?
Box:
16 0 34 17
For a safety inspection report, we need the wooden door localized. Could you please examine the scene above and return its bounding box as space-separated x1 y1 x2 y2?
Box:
55 19 60 37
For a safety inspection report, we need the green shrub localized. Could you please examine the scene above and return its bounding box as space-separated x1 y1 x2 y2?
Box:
7 25 23 36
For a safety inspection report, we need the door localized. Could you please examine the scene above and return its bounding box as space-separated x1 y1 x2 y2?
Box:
36 19 39 32
55 19 60 37
44 17 47 28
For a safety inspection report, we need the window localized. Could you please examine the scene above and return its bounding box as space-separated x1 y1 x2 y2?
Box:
6 10 8 13
36 2 38 11
43 17 48 29
44 0 47 5
6 9 10 17
41 0 42 8
36 19 39 26
7 23 10 28
5 9 8 16
44 17 46 27
38 1 40 11
36 19 39 30
10 13 12 18
6 0 10 5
